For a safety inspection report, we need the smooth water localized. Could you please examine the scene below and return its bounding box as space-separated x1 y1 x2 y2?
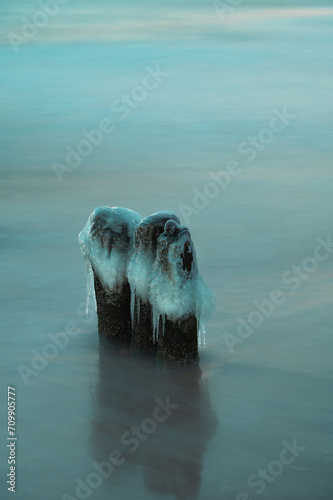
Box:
1 1 333 499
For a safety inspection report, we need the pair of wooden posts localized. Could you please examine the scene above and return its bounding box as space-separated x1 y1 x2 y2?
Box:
79 207 209 369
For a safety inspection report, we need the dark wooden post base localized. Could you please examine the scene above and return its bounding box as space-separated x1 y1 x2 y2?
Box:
157 315 199 370
94 272 132 348
130 299 157 357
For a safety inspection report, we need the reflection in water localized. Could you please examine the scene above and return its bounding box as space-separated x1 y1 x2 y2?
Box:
90 339 218 499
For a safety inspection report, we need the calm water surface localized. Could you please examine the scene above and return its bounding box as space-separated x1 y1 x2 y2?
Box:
1 2 333 499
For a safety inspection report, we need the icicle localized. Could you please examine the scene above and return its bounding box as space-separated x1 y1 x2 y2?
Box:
136 295 141 324
84 258 95 317
162 313 166 337
130 286 136 328
152 308 160 343
202 328 207 348
198 316 207 349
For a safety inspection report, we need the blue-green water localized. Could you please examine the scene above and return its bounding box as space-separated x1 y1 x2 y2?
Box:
1 2 333 499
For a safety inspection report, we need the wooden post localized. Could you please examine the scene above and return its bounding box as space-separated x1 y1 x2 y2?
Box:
156 316 199 369
93 273 133 348
127 212 180 357
79 206 142 347
150 220 200 370
80 208 214 363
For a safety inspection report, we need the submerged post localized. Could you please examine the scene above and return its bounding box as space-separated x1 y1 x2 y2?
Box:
148 220 215 369
126 211 180 357
79 206 142 347
79 206 215 365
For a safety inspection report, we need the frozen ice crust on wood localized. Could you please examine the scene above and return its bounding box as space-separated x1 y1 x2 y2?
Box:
78 206 142 344
126 211 180 323
79 206 142 305
148 220 215 349
126 211 180 355
78 207 215 362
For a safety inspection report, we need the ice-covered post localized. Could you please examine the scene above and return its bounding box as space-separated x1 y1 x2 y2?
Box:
126 211 180 356
79 206 142 346
149 220 215 369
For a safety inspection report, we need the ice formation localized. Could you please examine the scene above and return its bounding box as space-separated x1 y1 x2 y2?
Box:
126 211 180 327
78 206 142 314
148 220 215 347
79 207 214 348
